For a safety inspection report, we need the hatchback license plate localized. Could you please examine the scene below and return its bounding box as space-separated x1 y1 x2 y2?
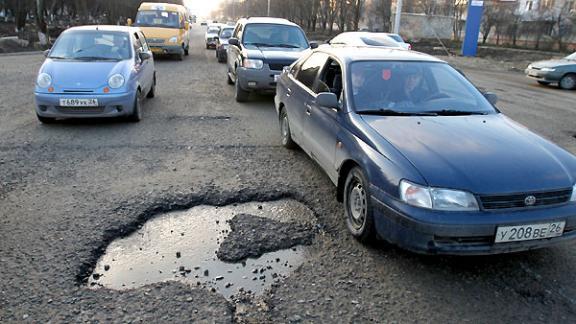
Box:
495 221 565 243
60 99 98 107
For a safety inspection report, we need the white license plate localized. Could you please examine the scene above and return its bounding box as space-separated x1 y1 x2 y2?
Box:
495 221 565 243
274 75 280 82
60 99 98 107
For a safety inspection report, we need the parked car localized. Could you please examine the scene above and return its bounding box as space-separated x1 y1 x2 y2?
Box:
35 26 156 123
525 52 576 90
216 26 235 63
275 46 576 255
131 2 191 60
226 17 318 102
205 24 222 49
385 33 412 50
328 32 404 49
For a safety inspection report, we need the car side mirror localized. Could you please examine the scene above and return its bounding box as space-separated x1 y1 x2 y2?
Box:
127 18 133 26
483 92 498 105
316 92 339 109
310 42 319 49
228 38 239 46
43 49 50 58
139 52 152 61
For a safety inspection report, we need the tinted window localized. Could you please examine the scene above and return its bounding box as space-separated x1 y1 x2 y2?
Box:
136 10 181 29
350 61 496 113
49 31 131 61
388 34 404 43
243 23 308 48
220 28 234 38
361 36 401 47
138 32 150 52
296 53 329 90
207 27 220 34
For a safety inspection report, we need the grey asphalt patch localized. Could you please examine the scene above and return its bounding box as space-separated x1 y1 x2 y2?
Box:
88 199 315 299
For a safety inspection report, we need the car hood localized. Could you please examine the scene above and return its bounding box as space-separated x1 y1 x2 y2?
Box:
42 59 129 89
362 114 576 194
531 59 576 68
244 45 308 63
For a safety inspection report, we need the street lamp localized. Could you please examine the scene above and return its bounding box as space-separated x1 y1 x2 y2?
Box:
267 0 271 17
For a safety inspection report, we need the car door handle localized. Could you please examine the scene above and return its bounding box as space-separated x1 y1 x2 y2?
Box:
305 104 312 116
286 88 292 97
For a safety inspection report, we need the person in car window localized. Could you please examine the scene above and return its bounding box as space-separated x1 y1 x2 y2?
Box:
352 67 381 109
388 66 428 108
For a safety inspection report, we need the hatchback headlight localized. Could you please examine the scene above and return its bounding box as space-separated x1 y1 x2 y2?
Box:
400 180 479 211
243 58 263 69
37 73 52 88
108 74 125 89
570 184 576 202
168 36 178 43
540 67 555 72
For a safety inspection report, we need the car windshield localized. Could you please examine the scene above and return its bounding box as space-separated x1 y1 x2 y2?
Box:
350 61 497 115
135 10 181 29
220 29 233 38
388 34 404 43
243 24 308 48
360 36 401 47
207 27 220 34
565 52 576 60
48 30 131 61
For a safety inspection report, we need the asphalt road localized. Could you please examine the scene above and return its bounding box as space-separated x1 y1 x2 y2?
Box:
1 26 575 323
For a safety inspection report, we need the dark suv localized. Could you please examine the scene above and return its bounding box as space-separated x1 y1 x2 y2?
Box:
226 17 317 102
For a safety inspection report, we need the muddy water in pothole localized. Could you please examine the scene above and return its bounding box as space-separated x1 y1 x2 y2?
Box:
88 200 315 298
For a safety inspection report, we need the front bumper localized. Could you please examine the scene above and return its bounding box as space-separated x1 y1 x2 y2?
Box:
35 91 137 119
150 45 183 55
370 185 576 255
236 65 282 92
525 68 562 83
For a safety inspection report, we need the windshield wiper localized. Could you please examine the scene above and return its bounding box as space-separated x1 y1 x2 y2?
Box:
426 109 488 116
273 44 301 48
48 56 69 60
244 42 276 47
74 56 119 61
357 109 437 116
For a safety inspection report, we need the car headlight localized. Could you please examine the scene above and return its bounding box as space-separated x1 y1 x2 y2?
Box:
400 180 479 211
540 67 555 72
243 58 263 69
168 36 178 43
37 73 52 88
570 184 576 202
108 74 125 89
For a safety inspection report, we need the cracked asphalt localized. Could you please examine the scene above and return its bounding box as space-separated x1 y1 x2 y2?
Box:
1 26 576 323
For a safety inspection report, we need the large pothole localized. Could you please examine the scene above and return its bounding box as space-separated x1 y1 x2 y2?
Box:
88 199 316 298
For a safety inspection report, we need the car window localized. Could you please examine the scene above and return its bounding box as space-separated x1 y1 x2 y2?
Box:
138 32 150 52
242 23 308 48
49 30 131 61
136 10 180 29
350 61 496 114
317 58 343 99
207 27 220 34
296 52 329 91
220 29 233 38
388 34 404 43
361 36 401 47
235 24 244 41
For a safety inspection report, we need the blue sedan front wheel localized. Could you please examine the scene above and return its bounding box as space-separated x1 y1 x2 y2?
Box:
344 167 376 243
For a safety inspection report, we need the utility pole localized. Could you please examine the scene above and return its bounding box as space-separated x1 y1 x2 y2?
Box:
393 0 403 34
267 0 271 17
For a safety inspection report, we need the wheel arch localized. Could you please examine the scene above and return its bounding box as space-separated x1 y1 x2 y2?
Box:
337 159 361 202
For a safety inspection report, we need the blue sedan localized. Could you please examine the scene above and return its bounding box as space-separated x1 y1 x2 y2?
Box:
275 47 576 255
35 26 156 123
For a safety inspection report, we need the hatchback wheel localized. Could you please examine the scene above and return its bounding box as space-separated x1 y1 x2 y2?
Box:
146 74 156 98
279 109 296 149
344 167 375 243
227 71 234 85
559 74 576 90
128 91 142 122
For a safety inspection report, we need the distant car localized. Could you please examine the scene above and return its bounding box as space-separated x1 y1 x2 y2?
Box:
385 33 412 50
226 17 318 102
275 46 576 255
525 52 576 90
200 21 207 26
205 24 221 49
328 32 404 48
216 26 235 63
35 26 156 123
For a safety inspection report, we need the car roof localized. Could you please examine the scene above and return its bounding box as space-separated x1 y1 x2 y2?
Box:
139 2 187 13
238 17 298 27
316 46 445 64
63 25 141 34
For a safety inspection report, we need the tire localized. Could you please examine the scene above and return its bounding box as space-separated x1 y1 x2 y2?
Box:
537 81 550 86
127 91 142 122
279 108 297 149
176 52 183 61
184 45 189 56
206 44 209 49
343 167 376 243
235 78 250 102
146 74 156 98
227 72 234 85
559 74 576 90
217 53 225 63
37 114 56 124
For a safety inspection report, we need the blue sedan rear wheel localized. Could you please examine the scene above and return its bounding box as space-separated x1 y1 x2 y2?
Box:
344 167 375 242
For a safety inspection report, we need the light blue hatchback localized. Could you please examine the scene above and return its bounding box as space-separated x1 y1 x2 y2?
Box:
35 26 156 123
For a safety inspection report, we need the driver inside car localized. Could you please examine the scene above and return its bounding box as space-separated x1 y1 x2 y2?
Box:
387 66 429 109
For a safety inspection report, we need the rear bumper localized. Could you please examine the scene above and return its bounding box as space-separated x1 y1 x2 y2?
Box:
35 91 136 119
237 66 281 92
370 185 576 255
